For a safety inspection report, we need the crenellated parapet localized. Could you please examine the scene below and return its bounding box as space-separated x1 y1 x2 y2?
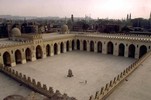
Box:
0 40 33 49
89 49 151 100
76 34 151 42
9 34 43 45
31 34 43 39
9 34 42 41
43 34 75 41
0 65 77 100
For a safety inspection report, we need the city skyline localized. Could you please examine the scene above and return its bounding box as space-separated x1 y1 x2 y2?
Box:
0 0 151 19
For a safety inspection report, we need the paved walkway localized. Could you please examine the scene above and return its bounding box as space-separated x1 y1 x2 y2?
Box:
13 51 135 100
107 54 151 100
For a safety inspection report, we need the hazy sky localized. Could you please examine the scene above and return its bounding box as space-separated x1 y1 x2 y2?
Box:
0 0 151 19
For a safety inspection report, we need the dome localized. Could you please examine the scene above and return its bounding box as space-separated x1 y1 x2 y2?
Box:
10 28 21 37
61 24 69 34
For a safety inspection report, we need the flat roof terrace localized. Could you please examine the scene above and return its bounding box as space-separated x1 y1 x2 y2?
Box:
107 53 151 100
0 72 32 99
0 33 150 46
0 38 23 47
12 51 135 100
41 33 151 42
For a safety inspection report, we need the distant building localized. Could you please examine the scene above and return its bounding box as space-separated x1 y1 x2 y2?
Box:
50 24 61 32
21 22 38 33
72 24 83 31
0 21 13 38
98 24 120 33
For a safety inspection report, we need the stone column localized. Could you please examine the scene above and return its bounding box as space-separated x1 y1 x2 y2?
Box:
64 42 67 53
102 42 107 54
87 41 90 52
147 46 150 52
124 45 128 57
114 44 118 56
135 46 139 59
31 50 36 61
0 56 3 66
10 53 16 67
94 42 97 53
69 41 72 51
58 43 61 54
42 45 46 59
80 41 83 51
21 51 26 64
50 45 54 56
74 40 77 50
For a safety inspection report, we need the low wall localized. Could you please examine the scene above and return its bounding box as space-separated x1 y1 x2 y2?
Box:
0 66 76 100
89 50 151 100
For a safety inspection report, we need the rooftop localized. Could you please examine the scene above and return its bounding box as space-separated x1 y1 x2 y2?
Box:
0 33 151 47
107 54 151 100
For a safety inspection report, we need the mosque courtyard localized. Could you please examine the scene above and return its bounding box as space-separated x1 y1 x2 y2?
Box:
12 51 135 100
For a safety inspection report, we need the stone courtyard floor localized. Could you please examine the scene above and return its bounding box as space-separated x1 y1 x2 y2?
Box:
12 51 135 100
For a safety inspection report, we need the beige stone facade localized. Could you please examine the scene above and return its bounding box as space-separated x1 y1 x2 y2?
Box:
0 31 151 67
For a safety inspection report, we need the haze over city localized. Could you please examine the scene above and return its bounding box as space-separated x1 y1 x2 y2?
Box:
0 0 151 19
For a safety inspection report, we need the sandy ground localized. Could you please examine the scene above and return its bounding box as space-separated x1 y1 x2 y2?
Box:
107 54 151 100
0 72 32 99
13 51 135 100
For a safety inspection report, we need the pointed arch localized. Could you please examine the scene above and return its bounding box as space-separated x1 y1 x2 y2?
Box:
72 40 75 50
36 45 42 59
97 41 102 53
66 41 69 52
3 52 11 66
83 40 87 51
119 43 125 56
90 41 94 52
25 48 32 61
60 42 64 53
46 44 50 57
139 45 147 58
54 43 58 55
77 39 80 50
128 44 135 58
107 42 114 54
15 50 22 64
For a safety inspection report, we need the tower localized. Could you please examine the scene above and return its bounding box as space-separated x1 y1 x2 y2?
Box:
129 13 131 20
127 14 129 21
71 14 74 23
150 12 151 19
65 16 67 24
149 12 151 29
126 13 132 26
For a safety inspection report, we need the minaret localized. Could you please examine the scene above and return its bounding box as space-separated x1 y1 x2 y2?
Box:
70 14 74 31
129 13 131 20
150 12 151 20
127 14 129 21
71 14 74 23
65 16 67 24
149 12 151 29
